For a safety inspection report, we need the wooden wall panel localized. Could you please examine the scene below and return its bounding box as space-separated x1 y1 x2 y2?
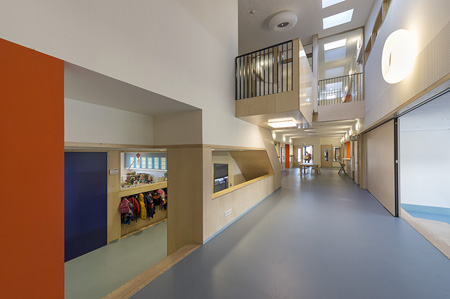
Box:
167 147 203 254
204 175 276 241
0 38 64 297
107 151 121 243
230 150 273 181
366 120 396 215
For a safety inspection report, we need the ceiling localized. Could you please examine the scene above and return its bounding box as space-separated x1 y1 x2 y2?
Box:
64 62 198 116
400 91 450 132
238 0 376 55
272 119 358 143
238 0 372 141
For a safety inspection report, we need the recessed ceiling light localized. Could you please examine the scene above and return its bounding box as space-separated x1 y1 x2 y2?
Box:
323 9 354 30
269 11 298 31
278 22 290 28
268 118 297 128
324 38 347 51
322 0 345 9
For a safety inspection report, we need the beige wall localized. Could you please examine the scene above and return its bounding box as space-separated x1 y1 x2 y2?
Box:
203 128 281 242
364 0 450 129
316 101 365 123
154 110 202 146
292 137 341 167
365 120 396 215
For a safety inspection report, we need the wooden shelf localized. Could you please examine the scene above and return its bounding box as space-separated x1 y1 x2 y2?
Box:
211 174 271 199
119 181 167 197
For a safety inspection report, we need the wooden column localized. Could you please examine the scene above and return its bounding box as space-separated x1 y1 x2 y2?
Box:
167 147 204 254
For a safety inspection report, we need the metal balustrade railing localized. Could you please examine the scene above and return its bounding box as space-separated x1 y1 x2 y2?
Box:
318 73 363 106
235 40 293 100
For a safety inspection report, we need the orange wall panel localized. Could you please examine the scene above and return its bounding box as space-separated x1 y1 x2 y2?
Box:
346 142 351 159
0 39 64 298
285 144 290 168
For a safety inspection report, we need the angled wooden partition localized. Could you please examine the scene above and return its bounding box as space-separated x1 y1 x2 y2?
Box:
230 150 274 181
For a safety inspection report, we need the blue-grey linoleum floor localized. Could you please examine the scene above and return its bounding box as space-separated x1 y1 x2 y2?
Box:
133 168 450 299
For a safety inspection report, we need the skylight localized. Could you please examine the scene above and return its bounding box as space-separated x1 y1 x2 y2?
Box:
324 47 346 63
322 0 345 9
323 9 354 29
324 38 347 51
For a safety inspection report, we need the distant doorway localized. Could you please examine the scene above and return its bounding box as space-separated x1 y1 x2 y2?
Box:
321 144 332 167
303 146 313 163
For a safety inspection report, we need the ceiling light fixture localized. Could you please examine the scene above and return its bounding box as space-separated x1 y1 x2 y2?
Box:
382 29 418 84
269 11 298 31
323 9 354 29
268 117 297 128
324 38 347 51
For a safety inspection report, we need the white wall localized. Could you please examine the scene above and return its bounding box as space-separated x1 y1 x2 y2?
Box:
0 0 264 148
154 110 202 146
364 0 450 128
65 99 153 145
400 130 450 208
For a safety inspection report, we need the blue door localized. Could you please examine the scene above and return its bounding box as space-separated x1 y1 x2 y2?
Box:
64 152 107 261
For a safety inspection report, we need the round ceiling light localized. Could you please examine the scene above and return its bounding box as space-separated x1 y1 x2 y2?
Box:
382 29 418 84
269 11 298 31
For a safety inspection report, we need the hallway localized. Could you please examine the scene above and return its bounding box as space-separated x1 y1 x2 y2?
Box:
133 169 450 299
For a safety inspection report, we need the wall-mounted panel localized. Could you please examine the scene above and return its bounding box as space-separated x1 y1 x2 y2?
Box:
64 152 108 261
0 38 64 297
366 120 396 215
230 150 274 181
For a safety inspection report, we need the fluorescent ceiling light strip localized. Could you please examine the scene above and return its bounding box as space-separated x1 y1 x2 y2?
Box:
322 0 345 9
323 9 354 29
324 38 347 51
268 118 297 128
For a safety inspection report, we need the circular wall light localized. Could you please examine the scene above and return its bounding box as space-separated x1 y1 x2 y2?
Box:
269 11 298 31
382 29 418 84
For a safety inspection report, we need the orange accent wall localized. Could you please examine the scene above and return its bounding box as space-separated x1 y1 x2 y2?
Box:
0 39 64 297
346 141 351 159
285 144 290 168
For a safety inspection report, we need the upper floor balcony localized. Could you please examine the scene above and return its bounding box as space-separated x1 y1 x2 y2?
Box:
234 39 365 128
234 39 314 129
314 72 365 122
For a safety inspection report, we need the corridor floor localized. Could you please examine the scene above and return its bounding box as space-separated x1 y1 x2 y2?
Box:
133 169 450 299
